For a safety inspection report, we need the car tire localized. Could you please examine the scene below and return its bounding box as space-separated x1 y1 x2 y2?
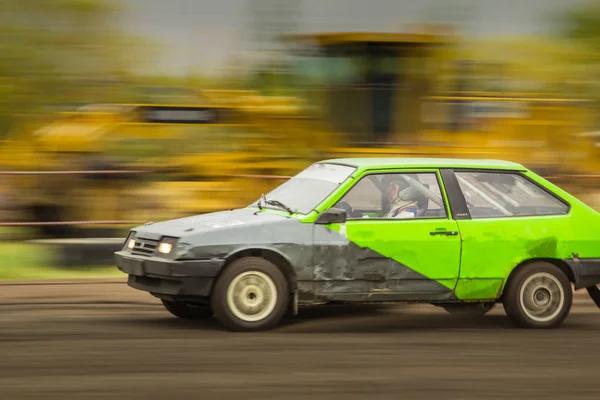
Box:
161 299 214 319
211 257 289 332
503 262 572 329
441 302 495 317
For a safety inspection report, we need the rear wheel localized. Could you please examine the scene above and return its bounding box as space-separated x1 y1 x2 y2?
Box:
211 257 289 332
161 299 213 319
441 302 495 317
503 262 572 329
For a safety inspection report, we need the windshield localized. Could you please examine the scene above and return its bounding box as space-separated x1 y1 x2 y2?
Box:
250 163 356 214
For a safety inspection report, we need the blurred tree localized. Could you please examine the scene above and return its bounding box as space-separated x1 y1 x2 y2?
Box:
555 0 600 125
246 0 299 96
0 0 152 137
560 0 600 52
428 34 595 97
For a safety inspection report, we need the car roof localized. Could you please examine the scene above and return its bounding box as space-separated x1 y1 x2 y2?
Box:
320 157 526 171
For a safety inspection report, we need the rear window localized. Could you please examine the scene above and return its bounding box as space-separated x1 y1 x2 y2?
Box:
455 171 569 218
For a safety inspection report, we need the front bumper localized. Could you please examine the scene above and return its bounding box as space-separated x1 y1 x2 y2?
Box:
115 251 226 297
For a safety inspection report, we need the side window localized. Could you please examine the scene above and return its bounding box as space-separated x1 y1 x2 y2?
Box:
336 172 447 219
454 171 569 218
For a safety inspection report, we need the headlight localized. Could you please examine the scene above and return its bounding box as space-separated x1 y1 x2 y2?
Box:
157 237 178 256
158 242 173 254
123 231 137 251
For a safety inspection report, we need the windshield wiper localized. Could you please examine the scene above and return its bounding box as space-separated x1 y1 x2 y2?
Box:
265 198 294 214
257 194 266 210
256 194 294 214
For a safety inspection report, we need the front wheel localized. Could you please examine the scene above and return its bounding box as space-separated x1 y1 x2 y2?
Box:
502 262 572 329
211 257 289 332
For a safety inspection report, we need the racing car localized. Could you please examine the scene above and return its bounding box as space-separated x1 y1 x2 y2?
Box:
115 158 600 331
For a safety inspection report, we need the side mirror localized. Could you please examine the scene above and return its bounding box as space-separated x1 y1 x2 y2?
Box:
315 208 347 224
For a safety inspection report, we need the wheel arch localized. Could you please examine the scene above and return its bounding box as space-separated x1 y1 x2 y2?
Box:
218 247 298 294
500 257 575 299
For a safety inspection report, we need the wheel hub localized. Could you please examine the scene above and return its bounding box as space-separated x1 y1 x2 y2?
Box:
519 272 565 323
226 271 277 322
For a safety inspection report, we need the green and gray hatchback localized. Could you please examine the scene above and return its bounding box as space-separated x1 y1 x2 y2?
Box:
115 158 600 331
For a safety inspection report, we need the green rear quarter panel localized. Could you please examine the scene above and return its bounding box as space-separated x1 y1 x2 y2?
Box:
455 170 600 300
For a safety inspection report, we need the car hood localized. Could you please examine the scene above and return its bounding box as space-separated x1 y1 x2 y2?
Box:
132 208 302 243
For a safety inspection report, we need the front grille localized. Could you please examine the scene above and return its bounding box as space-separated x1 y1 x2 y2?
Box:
131 238 159 257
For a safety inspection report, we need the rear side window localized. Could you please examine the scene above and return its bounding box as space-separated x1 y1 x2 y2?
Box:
454 171 569 218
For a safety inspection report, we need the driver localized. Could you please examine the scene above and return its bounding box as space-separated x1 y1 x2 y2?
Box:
384 179 420 219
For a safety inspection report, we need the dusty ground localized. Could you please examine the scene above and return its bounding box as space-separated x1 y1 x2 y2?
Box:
0 279 598 400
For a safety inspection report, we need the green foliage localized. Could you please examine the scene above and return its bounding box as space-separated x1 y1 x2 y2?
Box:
560 0 600 48
0 242 121 280
554 1 600 120
427 1 600 100
0 0 152 137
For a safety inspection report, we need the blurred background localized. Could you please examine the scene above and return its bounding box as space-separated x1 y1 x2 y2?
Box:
2 0 600 277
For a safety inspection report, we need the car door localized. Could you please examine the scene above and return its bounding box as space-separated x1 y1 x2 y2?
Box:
313 169 462 299
440 168 572 301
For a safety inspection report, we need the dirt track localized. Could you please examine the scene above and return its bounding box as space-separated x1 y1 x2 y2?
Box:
0 279 599 400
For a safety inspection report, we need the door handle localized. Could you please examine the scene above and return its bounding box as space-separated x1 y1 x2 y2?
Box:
430 231 458 236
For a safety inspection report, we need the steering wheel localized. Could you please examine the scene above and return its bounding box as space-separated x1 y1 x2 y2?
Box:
335 201 363 218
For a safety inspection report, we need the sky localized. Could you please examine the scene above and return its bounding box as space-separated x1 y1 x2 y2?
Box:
117 0 587 76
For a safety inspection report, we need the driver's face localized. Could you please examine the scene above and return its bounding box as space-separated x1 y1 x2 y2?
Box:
386 183 400 203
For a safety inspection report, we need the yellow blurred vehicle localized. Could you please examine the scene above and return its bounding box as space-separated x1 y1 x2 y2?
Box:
282 31 598 174
0 96 321 237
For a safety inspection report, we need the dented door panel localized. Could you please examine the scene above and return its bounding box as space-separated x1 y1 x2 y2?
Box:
312 217 461 299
